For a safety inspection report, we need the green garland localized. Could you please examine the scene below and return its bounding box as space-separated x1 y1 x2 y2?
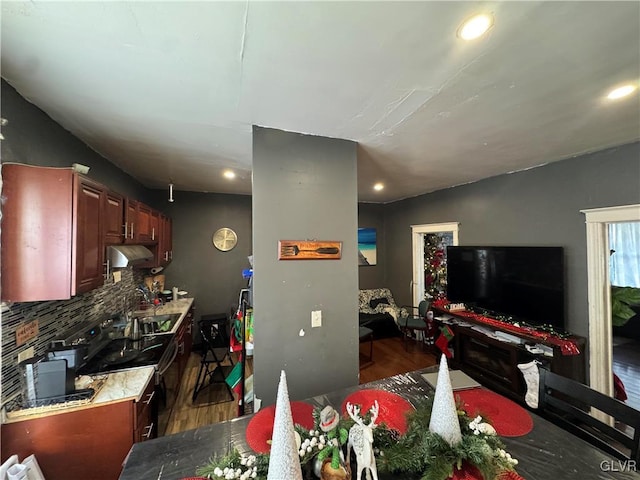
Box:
196 399 518 480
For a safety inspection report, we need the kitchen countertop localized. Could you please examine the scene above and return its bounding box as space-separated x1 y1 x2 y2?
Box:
2 298 195 424
134 297 194 335
1 366 156 424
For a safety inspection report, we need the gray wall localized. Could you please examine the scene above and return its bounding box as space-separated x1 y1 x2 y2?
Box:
252 126 359 405
160 192 253 344
1 80 151 203
383 142 640 338
358 203 386 289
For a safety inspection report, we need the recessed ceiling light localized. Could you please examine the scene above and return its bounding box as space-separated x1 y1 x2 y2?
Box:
606 84 637 100
373 183 384 191
223 170 236 179
458 14 494 40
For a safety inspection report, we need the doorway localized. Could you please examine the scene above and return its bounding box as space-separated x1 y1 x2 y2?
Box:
582 204 640 400
609 221 640 410
411 223 459 306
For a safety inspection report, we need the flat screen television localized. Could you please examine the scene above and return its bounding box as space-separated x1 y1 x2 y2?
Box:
446 246 565 331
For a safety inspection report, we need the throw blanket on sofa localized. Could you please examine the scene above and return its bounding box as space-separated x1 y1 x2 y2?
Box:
359 288 406 326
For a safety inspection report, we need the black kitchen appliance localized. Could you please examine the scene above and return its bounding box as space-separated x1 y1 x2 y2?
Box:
19 356 74 407
77 335 175 375
46 315 176 376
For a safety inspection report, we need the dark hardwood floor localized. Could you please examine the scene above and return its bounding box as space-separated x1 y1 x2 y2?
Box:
612 336 640 411
163 335 437 435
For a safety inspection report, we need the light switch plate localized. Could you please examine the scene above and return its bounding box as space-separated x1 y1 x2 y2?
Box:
311 310 322 328
18 346 35 364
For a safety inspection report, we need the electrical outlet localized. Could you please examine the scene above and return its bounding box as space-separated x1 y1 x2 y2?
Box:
18 346 35 364
311 310 322 328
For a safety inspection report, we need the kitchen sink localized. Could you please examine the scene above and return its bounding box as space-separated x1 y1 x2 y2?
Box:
138 312 183 335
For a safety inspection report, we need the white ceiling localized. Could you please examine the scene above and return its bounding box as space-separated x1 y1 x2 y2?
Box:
2 1 639 203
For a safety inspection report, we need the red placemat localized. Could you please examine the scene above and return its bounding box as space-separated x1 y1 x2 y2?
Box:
455 389 533 437
499 471 526 480
245 401 315 453
341 389 413 434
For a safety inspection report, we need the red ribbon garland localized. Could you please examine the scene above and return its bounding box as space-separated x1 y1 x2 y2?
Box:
432 299 580 356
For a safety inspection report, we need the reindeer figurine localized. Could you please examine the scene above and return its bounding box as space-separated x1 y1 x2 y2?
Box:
346 400 379 480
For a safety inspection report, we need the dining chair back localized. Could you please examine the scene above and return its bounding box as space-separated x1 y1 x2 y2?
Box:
399 300 434 352
538 366 640 462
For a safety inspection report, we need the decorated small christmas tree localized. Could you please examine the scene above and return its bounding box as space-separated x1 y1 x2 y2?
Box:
267 370 303 480
428 354 462 446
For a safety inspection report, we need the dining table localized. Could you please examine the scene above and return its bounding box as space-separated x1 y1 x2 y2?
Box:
119 367 640 480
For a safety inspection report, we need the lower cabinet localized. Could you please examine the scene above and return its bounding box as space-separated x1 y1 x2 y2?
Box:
0 377 157 480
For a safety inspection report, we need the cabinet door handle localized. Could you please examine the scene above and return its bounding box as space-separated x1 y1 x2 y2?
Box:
178 342 184 355
144 390 155 405
169 250 173 260
143 423 154 439
152 227 155 241
130 222 134 239
123 223 128 238
103 259 111 280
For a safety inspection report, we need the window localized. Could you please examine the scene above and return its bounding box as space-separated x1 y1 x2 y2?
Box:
609 222 640 288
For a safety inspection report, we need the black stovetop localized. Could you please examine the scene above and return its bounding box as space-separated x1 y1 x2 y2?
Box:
77 335 173 375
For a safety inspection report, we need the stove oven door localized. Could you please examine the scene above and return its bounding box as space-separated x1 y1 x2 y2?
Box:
156 338 180 435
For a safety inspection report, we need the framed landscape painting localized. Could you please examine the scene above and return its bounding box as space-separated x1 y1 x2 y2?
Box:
358 228 377 266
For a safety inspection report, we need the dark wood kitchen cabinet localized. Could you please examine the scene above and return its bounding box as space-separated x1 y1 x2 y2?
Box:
104 190 125 244
1 163 173 301
158 213 173 266
150 209 160 243
1 164 105 302
136 202 154 243
1 376 157 480
123 199 160 244
123 198 139 244
75 176 106 294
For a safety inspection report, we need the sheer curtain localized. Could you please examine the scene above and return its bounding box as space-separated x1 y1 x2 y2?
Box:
609 222 640 288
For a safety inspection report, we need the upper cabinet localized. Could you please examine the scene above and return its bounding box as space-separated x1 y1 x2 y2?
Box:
158 214 173 266
1 164 104 302
1 164 173 302
123 199 158 245
136 202 154 243
104 191 125 245
75 176 106 294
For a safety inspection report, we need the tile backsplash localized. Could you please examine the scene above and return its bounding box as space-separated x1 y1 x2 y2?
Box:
1 268 145 404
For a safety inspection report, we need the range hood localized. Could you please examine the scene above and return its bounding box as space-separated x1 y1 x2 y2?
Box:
108 245 154 267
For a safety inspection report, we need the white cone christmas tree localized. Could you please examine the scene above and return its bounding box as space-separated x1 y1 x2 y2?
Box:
267 370 303 480
428 354 462 446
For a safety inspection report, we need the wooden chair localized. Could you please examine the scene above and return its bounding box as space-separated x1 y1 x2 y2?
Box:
399 300 434 351
538 366 640 462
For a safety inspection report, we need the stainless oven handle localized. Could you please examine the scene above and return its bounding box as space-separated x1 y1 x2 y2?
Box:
157 339 179 376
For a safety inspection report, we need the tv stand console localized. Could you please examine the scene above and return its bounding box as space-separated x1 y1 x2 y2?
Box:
434 308 586 403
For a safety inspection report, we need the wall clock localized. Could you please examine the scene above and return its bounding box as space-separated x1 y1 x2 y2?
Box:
212 227 238 252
